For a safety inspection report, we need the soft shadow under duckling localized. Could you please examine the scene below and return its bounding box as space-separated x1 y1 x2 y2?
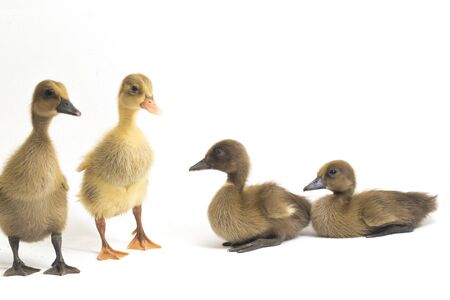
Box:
190 139 311 253
0 80 81 276
303 160 437 238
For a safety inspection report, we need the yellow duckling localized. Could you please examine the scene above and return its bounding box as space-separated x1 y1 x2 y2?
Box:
78 73 161 260
0 80 81 276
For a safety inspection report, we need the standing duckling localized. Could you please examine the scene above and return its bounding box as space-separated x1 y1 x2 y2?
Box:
0 80 81 276
78 73 160 260
189 139 311 253
303 160 437 238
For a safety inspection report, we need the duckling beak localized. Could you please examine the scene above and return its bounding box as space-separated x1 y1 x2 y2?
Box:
56 99 81 116
303 177 326 191
140 96 160 115
189 159 211 171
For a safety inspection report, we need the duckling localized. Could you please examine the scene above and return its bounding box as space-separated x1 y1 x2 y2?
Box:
303 160 437 238
78 73 160 260
0 80 81 276
189 139 311 253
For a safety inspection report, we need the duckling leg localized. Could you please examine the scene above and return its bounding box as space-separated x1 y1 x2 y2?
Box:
128 205 161 250
95 218 129 260
228 236 283 253
4 236 40 276
44 233 80 276
366 224 414 238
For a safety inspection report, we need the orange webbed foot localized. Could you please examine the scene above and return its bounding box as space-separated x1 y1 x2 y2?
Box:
128 230 161 250
97 246 129 261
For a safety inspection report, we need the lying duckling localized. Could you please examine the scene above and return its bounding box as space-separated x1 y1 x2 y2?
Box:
189 139 311 253
0 80 81 276
78 73 160 260
303 160 437 238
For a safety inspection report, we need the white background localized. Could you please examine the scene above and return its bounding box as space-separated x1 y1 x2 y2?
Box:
0 0 449 299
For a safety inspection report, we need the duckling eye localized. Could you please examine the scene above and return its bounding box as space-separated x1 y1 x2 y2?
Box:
44 89 55 98
328 168 338 176
131 85 139 93
213 148 224 156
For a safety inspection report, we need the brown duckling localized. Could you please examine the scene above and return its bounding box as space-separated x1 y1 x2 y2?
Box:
303 160 437 238
78 73 160 260
189 139 311 253
0 80 81 276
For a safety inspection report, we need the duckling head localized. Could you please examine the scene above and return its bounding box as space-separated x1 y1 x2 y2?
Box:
189 139 250 175
32 80 81 117
118 73 160 115
303 160 356 194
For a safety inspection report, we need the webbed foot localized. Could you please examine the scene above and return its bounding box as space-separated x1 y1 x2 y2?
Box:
97 246 129 260
4 261 40 277
366 224 414 238
228 237 282 253
128 230 161 250
44 260 80 276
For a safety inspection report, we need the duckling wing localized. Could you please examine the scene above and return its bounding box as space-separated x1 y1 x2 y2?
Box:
360 192 404 228
362 208 401 228
257 183 298 219
61 176 69 191
77 161 88 172
77 151 94 172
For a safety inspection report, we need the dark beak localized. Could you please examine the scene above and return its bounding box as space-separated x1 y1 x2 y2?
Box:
56 99 81 116
303 177 326 191
189 159 211 171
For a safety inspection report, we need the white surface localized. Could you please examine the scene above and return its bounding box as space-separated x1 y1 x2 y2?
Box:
0 1 449 299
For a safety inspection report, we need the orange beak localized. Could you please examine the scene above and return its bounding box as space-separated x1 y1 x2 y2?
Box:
140 96 160 115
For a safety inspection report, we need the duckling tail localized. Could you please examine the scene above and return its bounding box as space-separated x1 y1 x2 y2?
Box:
405 192 437 221
290 193 312 227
